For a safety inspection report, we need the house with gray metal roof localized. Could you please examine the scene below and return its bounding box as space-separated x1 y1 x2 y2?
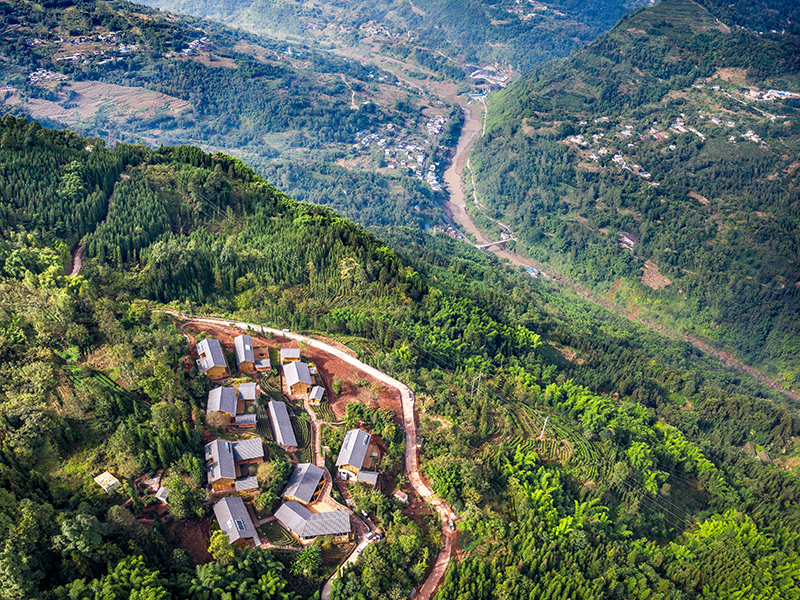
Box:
196 338 229 378
274 500 350 540
238 382 258 401
284 361 312 395
214 497 260 548
234 413 257 428
282 463 325 505
205 438 264 492
205 439 236 491
207 387 238 417
336 429 372 480
234 334 255 372
234 476 258 492
357 471 379 486
309 386 325 404
280 348 301 364
268 400 298 451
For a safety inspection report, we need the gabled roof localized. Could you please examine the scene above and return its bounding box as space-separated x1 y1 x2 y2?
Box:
207 386 238 415
274 501 350 538
214 497 260 545
268 400 298 448
155 486 169 504
309 386 325 402
235 476 259 492
284 361 311 387
255 359 271 370
206 439 236 483
357 471 379 485
282 463 325 504
234 413 257 425
196 338 227 373
336 429 372 471
238 382 258 401
234 334 255 366
94 471 120 493
232 438 264 461
280 348 301 362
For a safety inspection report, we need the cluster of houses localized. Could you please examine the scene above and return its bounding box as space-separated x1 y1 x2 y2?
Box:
197 333 382 549
28 69 67 84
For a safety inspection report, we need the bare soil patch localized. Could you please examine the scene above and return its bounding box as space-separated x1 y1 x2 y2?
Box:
688 191 710 205
641 261 672 290
169 517 212 564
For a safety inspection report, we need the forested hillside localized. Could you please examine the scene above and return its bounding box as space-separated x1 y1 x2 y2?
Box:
140 0 649 72
0 0 452 230
1 115 799 599
470 0 800 386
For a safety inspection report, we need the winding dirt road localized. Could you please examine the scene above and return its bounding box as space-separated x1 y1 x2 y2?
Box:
156 309 457 599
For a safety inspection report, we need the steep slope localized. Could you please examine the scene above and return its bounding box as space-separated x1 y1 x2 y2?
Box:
470 0 800 383
1 115 799 599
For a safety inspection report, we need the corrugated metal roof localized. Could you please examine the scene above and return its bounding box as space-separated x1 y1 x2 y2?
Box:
280 348 301 362
282 463 325 504
238 382 257 401
196 338 227 373
284 362 311 387
214 497 260 545
274 501 350 538
205 439 236 483
207 386 238 415
234 413 257 425
232 438 264 461
235 476 259 492
336 429 371 470
268 400 298 448
255 359 271 370
309 386 325 401
234 334 255 366
357 470 379 485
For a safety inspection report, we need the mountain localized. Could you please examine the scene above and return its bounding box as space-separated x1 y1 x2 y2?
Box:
0 0 448 229
139 0 650 72
469 0 800 384
2 113 800 599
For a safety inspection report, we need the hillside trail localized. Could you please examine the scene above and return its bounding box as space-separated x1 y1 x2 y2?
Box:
155 309 457 600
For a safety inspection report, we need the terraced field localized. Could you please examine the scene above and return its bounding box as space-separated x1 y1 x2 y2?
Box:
259 521 300 547
314 402 338 423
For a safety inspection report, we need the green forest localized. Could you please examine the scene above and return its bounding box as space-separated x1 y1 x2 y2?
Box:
0 112 798 599
470 0 800 386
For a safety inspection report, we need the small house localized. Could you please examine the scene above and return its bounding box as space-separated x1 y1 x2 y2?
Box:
280 348 301 364
284 361 312 395
155 486 169 505
274 500 350 541
309 386 325 404
196 338 229 378
234 334 255 372
213 497 260 548
234 413 257 428
282 463 325 505
94 471 120 493
336 429 375 481
205 438 264 492
268 400 298 451
238 382 258 402
207 387 238 419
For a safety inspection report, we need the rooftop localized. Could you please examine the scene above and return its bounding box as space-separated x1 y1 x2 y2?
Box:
238 382 258 401
234 334 255 367
284 361 312 388
196 338 227 373
335 429 372 471
282 463 325 504
268 400 298 448
207 386 238 415
214 497 260 545
274 500 350 538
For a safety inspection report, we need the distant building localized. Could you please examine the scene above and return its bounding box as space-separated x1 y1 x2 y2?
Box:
268 400 298 451
196 338 229 378
155 486 169 504
94 471 120 493
280 348 301 364
234 413 257 428
274 500 350 540
282 463 325 505
336 429 378 482
214 497 260 548
234 334 255 372
284 361 312 395
618 232 640 251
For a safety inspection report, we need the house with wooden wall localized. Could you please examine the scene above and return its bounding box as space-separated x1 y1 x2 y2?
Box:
284 361 312 395
268 400 298 452
213 497 260 549
234 334 255 372
196 338 229 378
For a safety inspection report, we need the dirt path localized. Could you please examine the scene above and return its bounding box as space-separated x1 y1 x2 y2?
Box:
340 74 359 110
155 309 458 600
68 245 84 276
